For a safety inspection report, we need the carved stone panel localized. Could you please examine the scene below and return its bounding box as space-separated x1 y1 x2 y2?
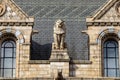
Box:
0 1 6 16
115 1 120 16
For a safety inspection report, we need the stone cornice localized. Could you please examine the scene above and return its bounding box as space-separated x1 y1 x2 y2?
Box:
28 60 92 64
0 22 34 26
28 60 50 64
50 59 70 62
87 22 120 26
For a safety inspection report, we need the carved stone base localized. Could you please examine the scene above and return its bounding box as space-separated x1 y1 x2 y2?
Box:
50 49 69 60
50 42 69 60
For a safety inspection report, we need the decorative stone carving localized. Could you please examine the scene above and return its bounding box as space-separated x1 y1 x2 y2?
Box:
0 0 6 16
55 71 64 80
53 19 66 50
50 19 69 60
115 1 120 16
50 49 69 60
50 20 69 78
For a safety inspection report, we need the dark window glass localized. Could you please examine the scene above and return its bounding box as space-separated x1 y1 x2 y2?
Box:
104 40 119 77
0 40 16 77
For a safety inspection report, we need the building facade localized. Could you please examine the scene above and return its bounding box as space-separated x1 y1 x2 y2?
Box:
0 0 120 79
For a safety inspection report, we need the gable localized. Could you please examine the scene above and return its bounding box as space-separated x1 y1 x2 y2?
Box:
87 0 120 22
0 0 34 23
100 4 118 22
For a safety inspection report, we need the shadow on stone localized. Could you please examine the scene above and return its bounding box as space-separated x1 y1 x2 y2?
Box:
30 40 52 60
55 71 65 80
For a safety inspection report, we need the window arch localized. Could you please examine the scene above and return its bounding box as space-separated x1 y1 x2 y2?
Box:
103 39 119 77
0 40 16 77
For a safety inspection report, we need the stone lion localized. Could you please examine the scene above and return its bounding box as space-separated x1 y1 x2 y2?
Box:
53 19 66 49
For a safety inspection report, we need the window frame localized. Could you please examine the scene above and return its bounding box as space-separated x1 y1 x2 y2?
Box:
103 39 119 77
0 40 16 78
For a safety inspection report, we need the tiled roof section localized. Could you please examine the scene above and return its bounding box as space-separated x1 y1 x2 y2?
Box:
14 0 106 18
13 0 107 60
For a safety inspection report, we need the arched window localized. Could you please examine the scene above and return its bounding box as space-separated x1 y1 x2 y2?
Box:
104 40 119 77
0 40 16 77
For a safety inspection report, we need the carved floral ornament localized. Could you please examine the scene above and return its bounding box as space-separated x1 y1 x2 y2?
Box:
0 0 6 16
115 1 120 16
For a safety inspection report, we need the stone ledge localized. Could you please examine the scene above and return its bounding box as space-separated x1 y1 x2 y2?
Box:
0 22 34 26
28 60 92 64
50 59 70 62
70 60 92 64
0 78 52 80
0 77 119 80
28 60 50 64
87 22 120 26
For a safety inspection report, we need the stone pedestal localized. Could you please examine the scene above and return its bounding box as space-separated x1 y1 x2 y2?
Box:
50 49 69 60
50 43 70 78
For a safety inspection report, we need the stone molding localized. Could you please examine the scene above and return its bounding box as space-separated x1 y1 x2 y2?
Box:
50 59 70 62
0 22 34 26
87 22 120 26
2 22 33 26
70 60 92 64
28 60 50 64
28 60 92 64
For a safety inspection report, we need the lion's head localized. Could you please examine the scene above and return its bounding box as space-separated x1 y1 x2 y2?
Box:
55 19 64 28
